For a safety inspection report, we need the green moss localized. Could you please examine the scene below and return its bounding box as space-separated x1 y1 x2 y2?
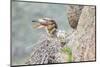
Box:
61 47 72 62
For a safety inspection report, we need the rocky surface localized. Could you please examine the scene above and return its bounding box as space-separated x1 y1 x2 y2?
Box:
25 5 96 65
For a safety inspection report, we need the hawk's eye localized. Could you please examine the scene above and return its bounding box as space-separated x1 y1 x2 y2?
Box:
50 20 55 22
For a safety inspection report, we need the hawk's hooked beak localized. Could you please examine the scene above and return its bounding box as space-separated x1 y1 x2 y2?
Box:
32 20 47 29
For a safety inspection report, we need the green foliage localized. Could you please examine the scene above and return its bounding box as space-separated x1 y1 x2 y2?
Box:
61 47 72 62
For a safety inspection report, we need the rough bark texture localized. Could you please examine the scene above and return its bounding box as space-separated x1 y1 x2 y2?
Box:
25 6 96 64
25 37 67 64
66 6 96 61
67 5 83 29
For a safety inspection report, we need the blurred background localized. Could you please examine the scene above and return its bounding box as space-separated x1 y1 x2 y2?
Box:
12 0 72 65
